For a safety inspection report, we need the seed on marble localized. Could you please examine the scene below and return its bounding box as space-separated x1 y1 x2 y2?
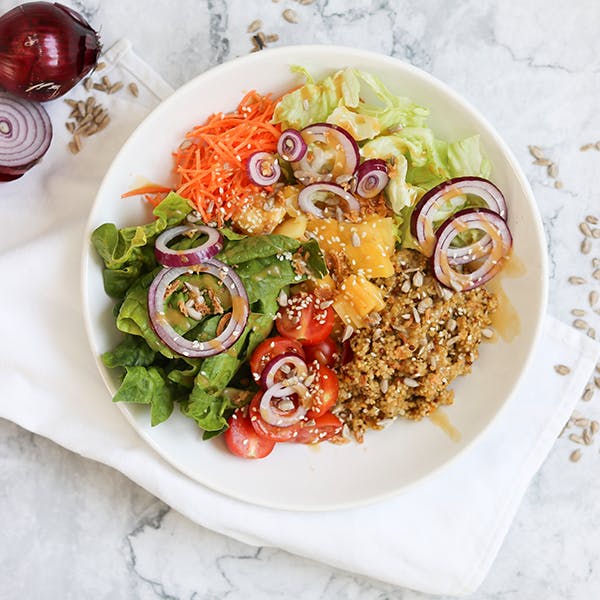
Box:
573 319 589 330
584 429 593 445
282 8 299 23
592 421 600 435
572 308 586 316
554 180 563 189
247 19 263 33
580 222 593 237
586 215 599 225
547 162 559 178
534 158 551 166
590 291 599 307
593 229 600 239
581 238 592 254
95 61 106 71
554 364 571 375
569 433 585 445
582 385 594 401
575 418 590 428
128 82 139 97
528 145 545 159
595 377 600 390
568 276 586 285
570 449 582 462
593 258 600 269
588 328 597 340
593 269 600 281
265 33 279 43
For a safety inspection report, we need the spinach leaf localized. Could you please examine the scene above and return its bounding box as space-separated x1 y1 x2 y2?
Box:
102 335 156 368
218 234 300 265
113 366 174 426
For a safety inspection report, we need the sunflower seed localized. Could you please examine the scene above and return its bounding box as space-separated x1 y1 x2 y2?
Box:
580 222 593 237
247 19 263 33
446 318 457 332
582 238 592 254
584 429 593 445
94 110 107 125
82 123 98 137
554 364 571 375
296 0 315 4
570 449 582 462
569 433 585 444
68 140 79 154
547 162 558 178
108 82 123 94
554 180 563 189
379 378 389 393
412 306 421 324
534 158 551 166
97 115 110 132
417 297 433 314
575 418 590 427
588 328 597 340
594 269 600 280
102 75 111 88
282 8 299 23
265 33 279 43
573 319 589 330
412 271 424 288
586 215 599 225
65 121 75 133
95 61 106 71
568 276 586 285
303 373 316 387
128 82 139 97
593 229 600 239
589 291 599 307
595 377 600 390
400 279 411 294
528 145 544 159
403 377 419 388
341 325 354 342
72 133 81 152
77 101 86 117
594 258 600 269
93 83 106 92
581 143 594 151
592 421 599 434
84 77 92 91
64 99 77 108
596 141 600 150
583 386 594 401
572 308 586 316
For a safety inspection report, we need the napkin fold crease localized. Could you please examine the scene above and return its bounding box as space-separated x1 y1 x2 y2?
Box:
1 41 598 597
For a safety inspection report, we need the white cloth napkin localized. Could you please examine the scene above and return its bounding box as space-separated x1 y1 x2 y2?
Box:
1 40 599 597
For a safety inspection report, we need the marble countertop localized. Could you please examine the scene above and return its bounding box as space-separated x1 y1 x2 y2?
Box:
2 0 600 598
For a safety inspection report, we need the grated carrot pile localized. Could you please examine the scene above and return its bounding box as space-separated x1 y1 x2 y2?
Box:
173 91 281 227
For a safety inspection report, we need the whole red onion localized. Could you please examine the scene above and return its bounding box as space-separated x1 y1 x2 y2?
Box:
0 2 101 102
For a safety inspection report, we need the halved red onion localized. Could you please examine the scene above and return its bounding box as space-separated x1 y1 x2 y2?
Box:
277 128 307 162
259 382 308 427
293 123 360 182
411 177 508 256
356 159 389 198
260 352 308 389
0 92 52 181
446 236 494 266
154 224 223 267
148 259 249 357
431 208 513 292
247 151 281 186
298 182 361 218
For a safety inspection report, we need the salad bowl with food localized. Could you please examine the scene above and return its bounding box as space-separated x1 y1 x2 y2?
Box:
82 46 547 510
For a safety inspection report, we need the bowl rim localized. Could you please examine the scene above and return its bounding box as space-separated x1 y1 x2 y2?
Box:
81 44 548 511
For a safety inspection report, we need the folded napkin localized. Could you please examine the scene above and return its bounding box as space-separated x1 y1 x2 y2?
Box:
1 41 598 597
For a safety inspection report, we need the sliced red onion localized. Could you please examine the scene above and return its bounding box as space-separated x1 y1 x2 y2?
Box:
260 352 308 389
293 123 360 182
431 208 513 292
356 159 389 198
0 92 52 180
247 151 281 186
154 224 223 267
259 382 308 427
446 236 494 265
411 177 508 256
277 128 307 162
298 182 361 218
148 259 249 358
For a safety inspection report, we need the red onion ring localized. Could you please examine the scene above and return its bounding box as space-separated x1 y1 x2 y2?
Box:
247 151 281 186
148 259 249 357
293 123 360 181
0 92 52 180
431 208 513 292
259 382 308 427
411 177 508 257
356 159 389 198
277 128 307 162
298 182 361 218
154 224 223 267
260 352 309 389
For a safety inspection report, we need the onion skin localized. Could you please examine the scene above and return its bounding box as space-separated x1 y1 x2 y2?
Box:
0 3 101 102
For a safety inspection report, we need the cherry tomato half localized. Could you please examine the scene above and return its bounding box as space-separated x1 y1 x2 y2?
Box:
304 337 340 368
294 412 343 444
306 364 339 419
276 292 335 345
249 336 305 383
225 410 276 459
249 392 303 442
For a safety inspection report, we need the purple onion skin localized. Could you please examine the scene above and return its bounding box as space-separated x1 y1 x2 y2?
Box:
0 3 101 101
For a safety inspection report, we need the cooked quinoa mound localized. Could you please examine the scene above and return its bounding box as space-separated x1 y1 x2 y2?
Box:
336 249 498 442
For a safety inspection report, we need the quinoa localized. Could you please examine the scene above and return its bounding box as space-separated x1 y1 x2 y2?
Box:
336 249 498 442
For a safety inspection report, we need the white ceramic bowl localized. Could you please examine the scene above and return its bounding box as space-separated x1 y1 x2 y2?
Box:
82 45 547 511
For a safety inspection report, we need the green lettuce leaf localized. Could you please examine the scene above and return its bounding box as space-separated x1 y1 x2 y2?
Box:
101 335 156 368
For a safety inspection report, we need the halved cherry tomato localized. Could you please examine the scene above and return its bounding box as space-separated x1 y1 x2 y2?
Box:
224 410 276 459
304 337 340 368
249 392 303 442
249 336 305 382
295 412 343 444
276 292 335 345
306 364 339 419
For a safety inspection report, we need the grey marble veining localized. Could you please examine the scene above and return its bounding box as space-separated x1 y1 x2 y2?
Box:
1 0 600 598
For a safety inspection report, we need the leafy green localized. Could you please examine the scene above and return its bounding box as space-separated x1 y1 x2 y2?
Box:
219 234 300 265
447 134 491 179
113 366 174 426
101 336 156 368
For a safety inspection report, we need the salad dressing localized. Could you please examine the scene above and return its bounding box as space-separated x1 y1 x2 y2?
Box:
429 409 461 442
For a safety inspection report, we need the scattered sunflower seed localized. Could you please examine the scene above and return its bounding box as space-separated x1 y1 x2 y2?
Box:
571 308 586 316
547 162 558 178
128 82 139 97
581 238 592 254
570 449 582 462
568 276 586 285
341 325 354 342
593 229 600 239
580 222 593 237
296 0 315 4
95 61 106 71
265 33 279 43
580 143 594 151
403 377 419 388
247 19 263 33
68 140 79 154
592 421 599 435
412 271 424 288
569 433 585 445
595 377 600 390
586 215 599 225
84 77 92 91
590 291 599 307
379 379 389 393
65 121 75 133
554 364 571 375
554 180 563 189
573 319 589 330
93 82 106 92
108 81 123 94
282 8 299 23
575 418 590 427
593 269 600 280
588 328 597 340
533 158 551 166
582 386 594 401
528 145 544 160
583 429 593 445
594 258 600 269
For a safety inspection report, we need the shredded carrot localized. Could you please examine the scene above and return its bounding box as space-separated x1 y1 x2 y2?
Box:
121 184 173 198
172 91 281 227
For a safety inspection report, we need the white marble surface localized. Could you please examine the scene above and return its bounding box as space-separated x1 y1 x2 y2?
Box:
1 0 600 598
